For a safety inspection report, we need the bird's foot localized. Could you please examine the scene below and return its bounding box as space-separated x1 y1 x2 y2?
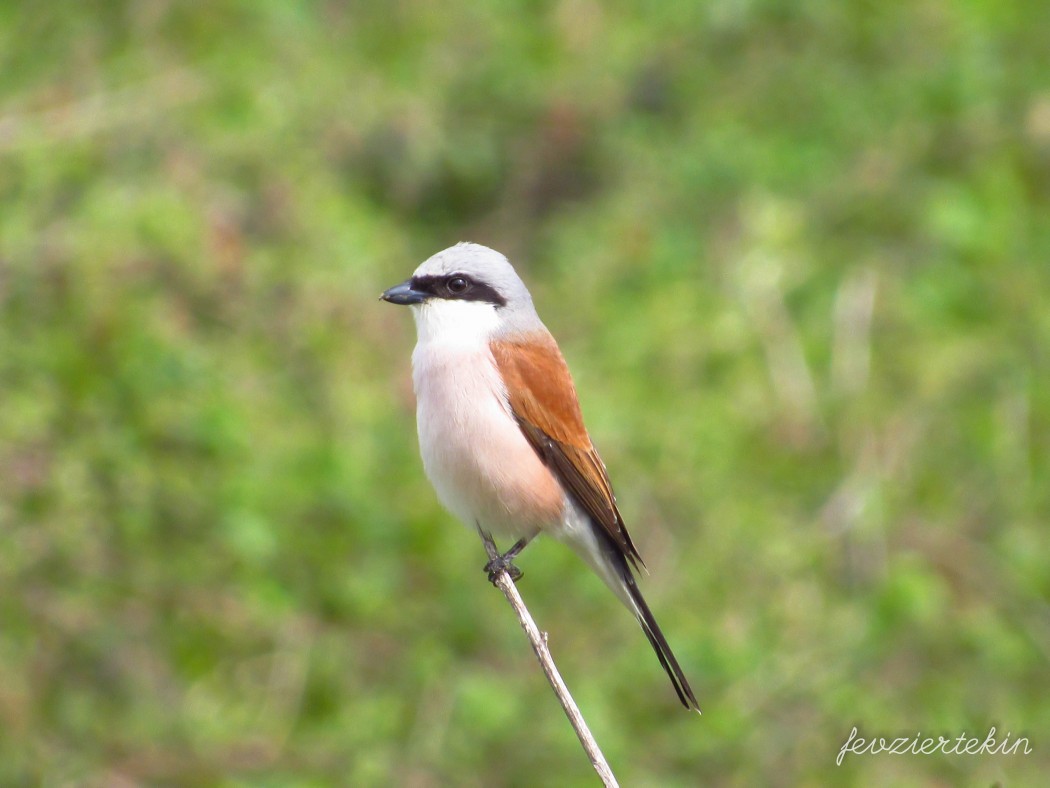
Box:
484 552 524 585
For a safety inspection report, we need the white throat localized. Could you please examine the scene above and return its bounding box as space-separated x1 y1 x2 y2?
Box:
411 299 503 348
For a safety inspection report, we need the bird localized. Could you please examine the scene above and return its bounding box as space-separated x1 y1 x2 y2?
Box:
381 242 699 711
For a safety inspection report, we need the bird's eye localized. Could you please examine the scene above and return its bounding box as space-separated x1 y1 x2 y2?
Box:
446 276 469 295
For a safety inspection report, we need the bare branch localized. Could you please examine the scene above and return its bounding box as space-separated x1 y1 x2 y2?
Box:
478 532 619 788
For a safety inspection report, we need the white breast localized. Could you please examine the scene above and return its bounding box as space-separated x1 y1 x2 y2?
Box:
410 300 564 537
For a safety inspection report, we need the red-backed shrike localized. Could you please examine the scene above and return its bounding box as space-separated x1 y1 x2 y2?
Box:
382 242 699 711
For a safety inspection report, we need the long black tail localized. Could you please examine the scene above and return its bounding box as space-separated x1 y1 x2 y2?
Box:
612 550 700 712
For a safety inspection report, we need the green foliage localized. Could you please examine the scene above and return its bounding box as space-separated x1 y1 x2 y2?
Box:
2 0 1048 784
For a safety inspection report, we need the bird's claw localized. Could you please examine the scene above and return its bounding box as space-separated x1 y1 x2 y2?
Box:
484 554 523 585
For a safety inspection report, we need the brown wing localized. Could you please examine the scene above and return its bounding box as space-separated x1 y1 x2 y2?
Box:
491 334 644 570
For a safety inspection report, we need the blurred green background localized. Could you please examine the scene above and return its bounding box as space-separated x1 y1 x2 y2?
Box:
2 1 1048 785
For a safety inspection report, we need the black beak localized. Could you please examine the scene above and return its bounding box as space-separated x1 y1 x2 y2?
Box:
380 280 426 305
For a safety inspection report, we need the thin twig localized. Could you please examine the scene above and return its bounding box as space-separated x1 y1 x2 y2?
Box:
479 531 619 787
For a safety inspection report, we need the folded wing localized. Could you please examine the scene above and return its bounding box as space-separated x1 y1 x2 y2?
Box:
490 333 644 571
